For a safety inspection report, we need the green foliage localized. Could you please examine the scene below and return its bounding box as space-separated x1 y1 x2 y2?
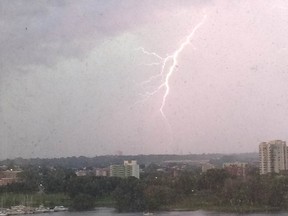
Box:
174 171 197 196
197 169 229 192
66 176 121 198
16 166 41 192
4 163 288 213
41 167 76 193
0 193 70 208
70 194 95 211
0 182 37 194
1 154 245 169
112 177 145 212
144 185 174 210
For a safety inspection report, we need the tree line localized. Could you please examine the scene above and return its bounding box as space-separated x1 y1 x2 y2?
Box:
0 153 257 169
1 165 288 212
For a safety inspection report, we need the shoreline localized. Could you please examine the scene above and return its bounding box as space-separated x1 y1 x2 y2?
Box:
1 205 287 215
0 205 68 216
165 206 285 214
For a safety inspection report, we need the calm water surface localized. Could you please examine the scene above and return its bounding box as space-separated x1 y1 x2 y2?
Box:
42 208 288 216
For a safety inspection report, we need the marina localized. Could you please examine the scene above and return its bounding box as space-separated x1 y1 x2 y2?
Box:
0 205 68 216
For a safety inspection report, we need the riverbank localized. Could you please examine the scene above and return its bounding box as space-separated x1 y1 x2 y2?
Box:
0 193 70 209
167 206 282 214
0 205 68 216
1 193 286 214
162 195 286 214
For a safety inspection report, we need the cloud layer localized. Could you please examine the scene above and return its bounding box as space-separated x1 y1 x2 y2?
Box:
1 0 288 159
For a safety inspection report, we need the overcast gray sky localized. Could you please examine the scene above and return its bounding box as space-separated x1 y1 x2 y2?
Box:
1 0 288 159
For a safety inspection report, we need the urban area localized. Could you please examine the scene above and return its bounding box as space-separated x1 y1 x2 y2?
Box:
0 140 288 214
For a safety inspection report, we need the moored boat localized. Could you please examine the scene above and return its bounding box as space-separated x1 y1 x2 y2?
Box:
143 212 153 215
34 205 51 214
53 206 68 212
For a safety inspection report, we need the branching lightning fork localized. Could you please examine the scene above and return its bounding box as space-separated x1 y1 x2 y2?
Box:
138 14 207 120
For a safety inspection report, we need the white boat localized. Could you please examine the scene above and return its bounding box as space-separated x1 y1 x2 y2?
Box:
6 210 25 215
34 205 51 213
53 206 68 212
143 212 153 215
7 206 26 215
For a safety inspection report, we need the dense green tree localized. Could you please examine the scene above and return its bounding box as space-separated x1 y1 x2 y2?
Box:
70 194 95 211
144 185 174 211
112 177 145 212
266 176 288 207
15 166 41 192
197 169 229 192
65 176 121 199
174 171 197 196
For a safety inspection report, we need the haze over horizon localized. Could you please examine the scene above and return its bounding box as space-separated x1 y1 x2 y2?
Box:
1 0 288 159
0 152 259 161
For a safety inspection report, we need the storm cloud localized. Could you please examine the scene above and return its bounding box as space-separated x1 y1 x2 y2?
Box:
1 0 288 159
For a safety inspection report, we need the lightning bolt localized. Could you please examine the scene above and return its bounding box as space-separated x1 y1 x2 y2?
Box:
138 14 207 120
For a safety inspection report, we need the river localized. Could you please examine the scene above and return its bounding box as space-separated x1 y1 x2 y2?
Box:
35 208 287 216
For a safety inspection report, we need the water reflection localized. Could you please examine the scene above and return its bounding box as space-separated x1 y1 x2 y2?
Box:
42 208 288 216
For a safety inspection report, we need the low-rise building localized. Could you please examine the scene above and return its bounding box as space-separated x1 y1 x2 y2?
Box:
75 170 88 176
223 162 248 178
0 170 22 186
201 163 215 173
95 168 108 177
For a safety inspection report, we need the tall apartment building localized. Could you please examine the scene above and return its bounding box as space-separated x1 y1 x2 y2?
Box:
123 160 140 179
110 160 140 179
259 140 288 175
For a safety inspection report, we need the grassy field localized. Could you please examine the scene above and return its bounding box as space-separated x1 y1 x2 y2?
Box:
0 192 281 213
94 196 115 207
0 193 70 208
0 193 116 209
164 194 282 213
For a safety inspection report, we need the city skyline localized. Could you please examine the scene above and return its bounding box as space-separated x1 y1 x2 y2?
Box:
1 1 288 159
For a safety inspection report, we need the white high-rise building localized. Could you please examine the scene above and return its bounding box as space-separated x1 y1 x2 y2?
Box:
259 140 287 175
124 160 140 179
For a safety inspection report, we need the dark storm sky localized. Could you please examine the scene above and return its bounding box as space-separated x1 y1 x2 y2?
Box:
1 0 288 159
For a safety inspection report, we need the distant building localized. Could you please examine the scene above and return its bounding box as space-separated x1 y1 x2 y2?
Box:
95 168 108 177
75 170 87 176
124 160 140 178
259 140 288 175
223 162 248 178
201 163 215 173
172 169 180 178
110 165 125 178
0 170 22 186
110 160 140 179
